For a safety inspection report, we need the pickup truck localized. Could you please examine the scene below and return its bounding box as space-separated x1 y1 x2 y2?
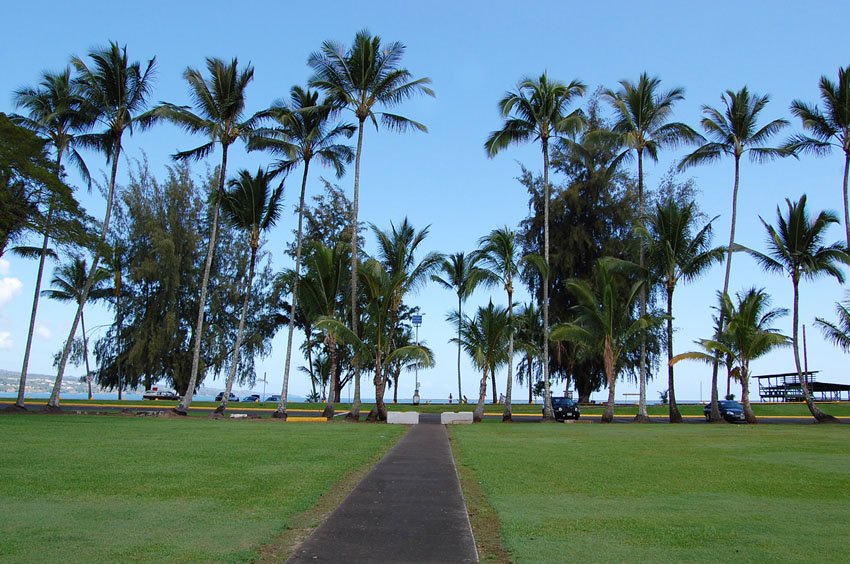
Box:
142 388 181 401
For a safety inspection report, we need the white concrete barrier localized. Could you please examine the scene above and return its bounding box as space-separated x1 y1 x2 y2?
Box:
441 412 474 425
387 411 419 424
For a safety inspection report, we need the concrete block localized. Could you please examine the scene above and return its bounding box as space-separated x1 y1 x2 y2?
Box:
441 412 474 424
230 413 248 419
387 411 419 424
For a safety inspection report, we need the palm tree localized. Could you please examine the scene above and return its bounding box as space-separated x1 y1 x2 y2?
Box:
604 72 699 422
745 195 849 422
431 252 487 402
476 227 542 421
451 301 511 422
485 73 585 421
514 302 542 404
248 85 354 419
643 198 724 422
785 66 850 247
154 57 257 414
308 30 434 420
12 68 91 410
673 289 788 423
42 257 111 400
679 86 788 421
213 168 283 414
48 43 156 409
550 258 657 423
298 243 349 419
816 295 850 353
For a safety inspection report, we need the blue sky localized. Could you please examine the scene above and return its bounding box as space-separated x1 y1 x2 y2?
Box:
2 0 849 402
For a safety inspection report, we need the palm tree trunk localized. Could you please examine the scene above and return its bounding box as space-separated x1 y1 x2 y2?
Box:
503 289 514 421
709 155 741 422
178 144 229 414
792 275 837 422
215 243 257 415
667 286 682 423
474 367 488 422
49 140 122 409
602 339 616 423
636 149 649 423
116 291 124 401
542 139 554 421
348 123 365 422
528 353 533 404
491 370 498 404
741 364 757 423
457 293 463 401
322 337 337 419
277 163 312 418
372 351 387 422
81 311 92 400
842 152 850 249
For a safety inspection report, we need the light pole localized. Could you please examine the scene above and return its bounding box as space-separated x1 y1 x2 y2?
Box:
412 313 423 405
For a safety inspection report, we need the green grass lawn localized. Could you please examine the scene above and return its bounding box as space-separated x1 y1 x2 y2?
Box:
451 424 850 563
0 416 405 562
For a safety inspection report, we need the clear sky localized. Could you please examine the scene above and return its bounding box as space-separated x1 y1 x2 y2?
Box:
2 0 849 403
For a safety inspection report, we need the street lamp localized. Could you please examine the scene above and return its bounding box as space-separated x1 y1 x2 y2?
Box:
412 313 424 405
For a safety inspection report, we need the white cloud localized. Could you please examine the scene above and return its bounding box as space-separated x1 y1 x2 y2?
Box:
0 258 9 275
35 324 51 340
0 331 12 350
0 276 23 307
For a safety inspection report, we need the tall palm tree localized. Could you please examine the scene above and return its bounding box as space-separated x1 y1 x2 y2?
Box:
476 227 541 421
308 30 434 420
154 57 257 414
673 288 788 423
42 257 110 400
48 43 156 409
213 168 283 414
679 86 788 421
551 258 658 423
785 66 850 247
746 195 849 422
451 301 511 422
643 198 724 422
12 68 91 410
249 85 354 419
431 252 487 402
514 302 542 404
485 73 585 421
604 72 699 422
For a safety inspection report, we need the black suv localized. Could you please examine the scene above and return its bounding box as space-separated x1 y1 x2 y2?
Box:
547 397 580 421
704 400 746 422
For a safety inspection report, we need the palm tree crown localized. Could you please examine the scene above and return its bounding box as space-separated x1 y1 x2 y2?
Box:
221 168 284 250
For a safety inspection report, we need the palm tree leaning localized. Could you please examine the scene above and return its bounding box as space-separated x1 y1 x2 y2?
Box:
679 86 788 421
551 258 658 423
12 68 91 410
745 195 849 422
308 29 434 420
213 168 283 414
48 43 156 410
431 252 487 402
42 257 111 400
485 72 585 421
643 198 724 422
785 66 850 247
672 288 788 423
604 72 699 422
249 85 354 420
451 301 511 422
154 57 257 414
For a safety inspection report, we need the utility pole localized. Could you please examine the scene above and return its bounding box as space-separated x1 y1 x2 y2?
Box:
412 313 423 405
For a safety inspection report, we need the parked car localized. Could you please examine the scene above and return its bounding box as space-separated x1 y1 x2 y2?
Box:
143 388 180 401
214 392 239 402
704 400 746 422
242 394 261 403
545 396 580 421
265 395 281 403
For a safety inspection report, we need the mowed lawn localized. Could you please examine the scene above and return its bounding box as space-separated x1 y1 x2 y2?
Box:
451 424 850 563
0 416 405 562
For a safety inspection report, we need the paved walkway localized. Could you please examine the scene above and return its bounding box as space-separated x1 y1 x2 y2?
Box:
287 414 478 563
